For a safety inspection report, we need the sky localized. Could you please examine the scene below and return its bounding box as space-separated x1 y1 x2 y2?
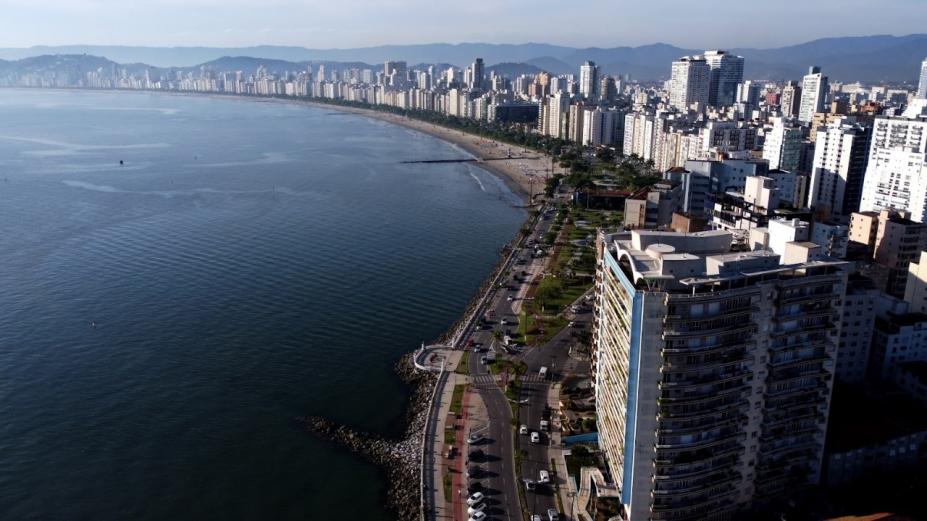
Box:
0 0 924 49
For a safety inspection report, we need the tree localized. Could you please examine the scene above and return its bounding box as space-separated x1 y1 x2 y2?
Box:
535 277 564 310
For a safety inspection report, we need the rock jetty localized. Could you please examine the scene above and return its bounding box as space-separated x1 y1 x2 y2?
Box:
297 353 436 520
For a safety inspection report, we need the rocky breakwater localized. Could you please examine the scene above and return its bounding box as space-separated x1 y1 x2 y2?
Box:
296 353 436 520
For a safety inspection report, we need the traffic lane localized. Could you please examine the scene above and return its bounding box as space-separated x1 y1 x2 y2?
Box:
467 350 519 521
519 380 558 516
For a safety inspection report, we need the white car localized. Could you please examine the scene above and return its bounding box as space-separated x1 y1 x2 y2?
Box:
519 424 528 435
539 469 550 483
507 295 514 301
467 433 483 445
532 515 542 521
466 491 484 506
540 420 549 431
530 431 540 444
468 502 487 515
469 512 487 521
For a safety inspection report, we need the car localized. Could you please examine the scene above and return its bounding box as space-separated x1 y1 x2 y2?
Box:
480 356 488 365
540 420 550 431
519 424 528 435
547 508 560 521
469 449 484 461
467 502 487 515
473 346 480 353
467 482 483 494
532 515 542 521
469 512 487 521
467 465 481 478
524 479 536 491
500 318 508 325
507 296 514 302
466 491 484 506
530 431 540 444
568 321 575 327
467 433 483 445
539 469 550 483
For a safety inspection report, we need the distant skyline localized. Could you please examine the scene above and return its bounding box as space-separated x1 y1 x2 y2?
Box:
1 0 925 49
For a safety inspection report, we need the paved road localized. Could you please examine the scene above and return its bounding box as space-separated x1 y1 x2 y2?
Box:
517 301 593 520
457 205 558 521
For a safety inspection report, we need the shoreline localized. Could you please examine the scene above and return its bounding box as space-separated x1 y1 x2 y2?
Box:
1 86 554 204
4 86 545 520
296 99 548 203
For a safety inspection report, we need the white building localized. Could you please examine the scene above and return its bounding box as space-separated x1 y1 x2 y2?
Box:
579 61 599 100
768 218 810 259
859 101 927 222
799 66 828 124
807 118 871 217
763 117 804 172
669 56 710 109
918 57 927 99
835 276 879 383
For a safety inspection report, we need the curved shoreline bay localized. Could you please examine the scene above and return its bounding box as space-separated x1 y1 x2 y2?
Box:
0 89 526 520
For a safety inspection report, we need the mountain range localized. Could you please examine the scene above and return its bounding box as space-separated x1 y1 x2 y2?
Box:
1 34 925 82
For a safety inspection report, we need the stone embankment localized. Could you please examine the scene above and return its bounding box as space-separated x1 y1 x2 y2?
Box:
297 353 436 520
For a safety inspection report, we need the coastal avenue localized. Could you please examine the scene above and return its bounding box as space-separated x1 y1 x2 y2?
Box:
461 195 592 521
462 208 552 521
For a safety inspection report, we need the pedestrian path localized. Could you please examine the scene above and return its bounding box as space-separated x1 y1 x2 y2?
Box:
519 375 550 384
471 374 496 386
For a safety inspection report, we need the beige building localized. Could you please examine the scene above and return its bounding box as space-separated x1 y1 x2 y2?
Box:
905 251 927 314
851 209 927 298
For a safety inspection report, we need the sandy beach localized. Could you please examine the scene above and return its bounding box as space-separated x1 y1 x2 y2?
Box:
301 100 563 202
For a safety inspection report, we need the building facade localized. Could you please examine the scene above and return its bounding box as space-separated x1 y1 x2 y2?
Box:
594 229 846 520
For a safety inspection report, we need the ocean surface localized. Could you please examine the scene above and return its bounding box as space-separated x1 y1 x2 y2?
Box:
0 89 525 520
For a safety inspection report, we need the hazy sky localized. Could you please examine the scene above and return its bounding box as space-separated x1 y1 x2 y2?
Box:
0 0 924 49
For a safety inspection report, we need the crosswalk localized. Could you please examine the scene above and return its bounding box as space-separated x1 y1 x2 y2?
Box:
519 375 550 384
469 374 551 386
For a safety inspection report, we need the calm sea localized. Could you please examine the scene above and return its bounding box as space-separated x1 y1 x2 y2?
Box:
0 89 525 520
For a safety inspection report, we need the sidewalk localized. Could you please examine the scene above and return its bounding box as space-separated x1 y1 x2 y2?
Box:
427 349 463 521
547 381 578 520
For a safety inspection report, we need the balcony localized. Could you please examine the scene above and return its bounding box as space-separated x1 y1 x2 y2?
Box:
663 341 749 355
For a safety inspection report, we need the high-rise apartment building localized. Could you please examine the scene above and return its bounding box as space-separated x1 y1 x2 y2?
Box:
764 117 804 172
580 61 599 100
670 56 710 109
807 118 871 217
593 229 846 520
799 66 828 124
859 101 927 222
704 50 745 107
780 81 802 119
917 57 927 99
470 58 484 90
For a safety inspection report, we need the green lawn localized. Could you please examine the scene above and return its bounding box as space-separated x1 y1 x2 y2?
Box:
442 472 452 501
449 384 465 417
455 351 470 375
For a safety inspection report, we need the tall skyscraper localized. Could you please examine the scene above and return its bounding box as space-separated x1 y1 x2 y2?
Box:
808 118 871 217
470 58 484 90
669 56 710 109
580 61 599 100
798 66 828 124
917 57 927 99
594 229 846 521
704 49 745 107
599 75 617 103
780 81 802 118
860 101 927 222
